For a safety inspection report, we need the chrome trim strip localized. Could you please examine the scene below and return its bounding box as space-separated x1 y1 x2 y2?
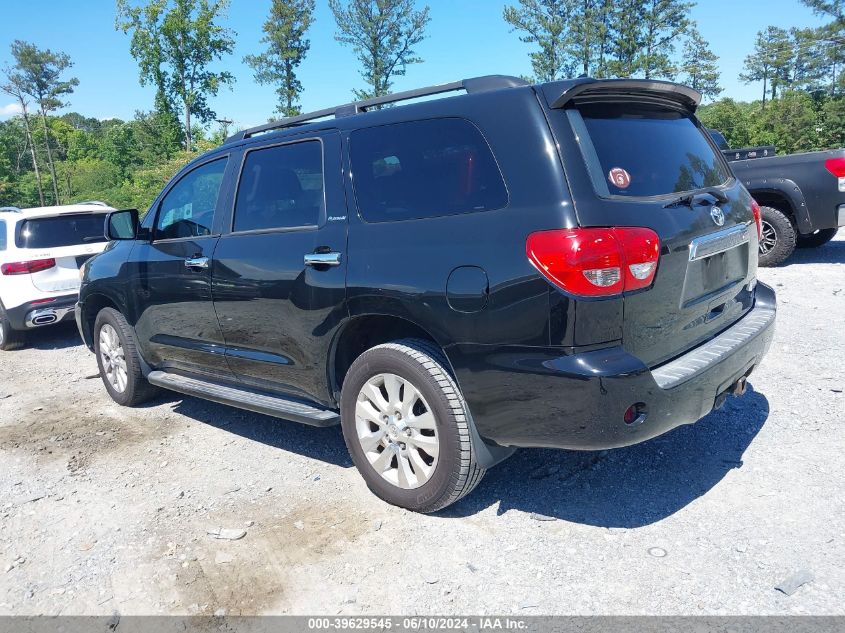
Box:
651 302 776 389
689 224 750 261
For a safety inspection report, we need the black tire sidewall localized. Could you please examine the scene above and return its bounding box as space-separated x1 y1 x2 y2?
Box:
340 346 463 512
0 304 25 351
93 308 146 406
758 206 796 267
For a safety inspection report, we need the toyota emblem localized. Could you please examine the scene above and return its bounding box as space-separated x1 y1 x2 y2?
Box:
710 206 725 226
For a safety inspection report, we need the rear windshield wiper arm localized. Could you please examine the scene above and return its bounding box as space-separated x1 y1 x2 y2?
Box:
663 188 728 208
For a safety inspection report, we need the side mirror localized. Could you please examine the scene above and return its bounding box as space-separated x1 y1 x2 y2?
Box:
105 209 139 241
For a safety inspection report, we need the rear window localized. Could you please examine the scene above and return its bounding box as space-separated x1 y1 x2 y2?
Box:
16 214 108 249
0 220 6 250
350 118 508 223
569 104 730 198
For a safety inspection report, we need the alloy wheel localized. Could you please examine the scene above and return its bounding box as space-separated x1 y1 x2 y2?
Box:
355 373 440 489
99 323 128 393
759 220 778 254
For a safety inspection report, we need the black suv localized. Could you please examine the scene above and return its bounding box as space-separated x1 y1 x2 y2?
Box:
77 76 776 513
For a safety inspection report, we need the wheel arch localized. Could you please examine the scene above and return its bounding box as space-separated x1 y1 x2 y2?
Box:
745 181 812 233
329 313 449 400
328 314 515 469
79 293 121 351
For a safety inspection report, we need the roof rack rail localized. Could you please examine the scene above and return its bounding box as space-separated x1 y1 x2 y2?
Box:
0 206 22 213
77 200 111 207
225 75 529 144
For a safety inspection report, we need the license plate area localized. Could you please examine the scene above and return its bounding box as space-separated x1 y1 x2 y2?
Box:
682 226 750 308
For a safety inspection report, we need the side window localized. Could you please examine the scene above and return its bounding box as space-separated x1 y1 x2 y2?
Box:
350 118 508 223
156 158 227 240
0 220 6 251
234 141 323 232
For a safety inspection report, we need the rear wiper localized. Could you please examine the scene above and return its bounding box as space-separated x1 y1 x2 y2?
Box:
663 188 729 208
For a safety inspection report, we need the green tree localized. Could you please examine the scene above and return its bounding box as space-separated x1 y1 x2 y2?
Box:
751 90 819 153
7 40 79 205
801 0 844 27
680 28 722 100
116 0 185 146
117 0 236 150
605 0 646 77
503 0 575 82
245 0 316 117
802 0 845 95
697 98 753 148
787 27 827 92
329 0 431 99
740 27 793 106
819 96 845 147
638 0 692 79
1 59 45 206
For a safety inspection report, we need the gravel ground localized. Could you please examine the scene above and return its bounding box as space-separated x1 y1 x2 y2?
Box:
0 235 843 617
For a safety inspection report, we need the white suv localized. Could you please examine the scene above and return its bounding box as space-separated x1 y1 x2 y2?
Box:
0 202 114 350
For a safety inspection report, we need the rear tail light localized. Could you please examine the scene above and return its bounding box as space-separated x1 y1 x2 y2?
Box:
751 199 763 240
526 227 660 297
825 157 845 192
0 258 56 275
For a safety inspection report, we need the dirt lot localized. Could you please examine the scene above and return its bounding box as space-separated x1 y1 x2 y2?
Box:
1 236 843 617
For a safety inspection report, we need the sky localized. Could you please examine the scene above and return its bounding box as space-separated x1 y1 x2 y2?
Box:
0 0 830 131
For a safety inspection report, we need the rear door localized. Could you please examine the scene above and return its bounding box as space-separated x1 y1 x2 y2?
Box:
543 85 758 366
211 132 347 404
15 213 109 294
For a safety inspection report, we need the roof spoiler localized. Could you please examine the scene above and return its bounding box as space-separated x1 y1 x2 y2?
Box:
543 78 701 110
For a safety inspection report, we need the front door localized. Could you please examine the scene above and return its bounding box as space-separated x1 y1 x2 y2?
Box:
212 133 347 404
129 156 233 378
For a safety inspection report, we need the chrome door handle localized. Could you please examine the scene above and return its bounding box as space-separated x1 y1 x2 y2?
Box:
304 252 342 267
184 256 209 269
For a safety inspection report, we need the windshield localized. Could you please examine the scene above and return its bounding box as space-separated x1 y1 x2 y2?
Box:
570 103 730 198
16 214 108 249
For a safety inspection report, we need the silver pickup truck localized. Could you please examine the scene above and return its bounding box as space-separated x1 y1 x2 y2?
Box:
709 130 845 266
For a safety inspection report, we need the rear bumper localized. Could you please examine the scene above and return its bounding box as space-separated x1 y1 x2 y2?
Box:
4 294 78 330
449 283 776 450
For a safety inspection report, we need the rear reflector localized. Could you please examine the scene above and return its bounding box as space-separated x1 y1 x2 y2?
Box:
526 227 660 297
751 199 763 240
1 258 56 275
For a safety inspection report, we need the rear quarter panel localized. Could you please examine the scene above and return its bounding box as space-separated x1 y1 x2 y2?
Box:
341 88 576 350
730 149 845 232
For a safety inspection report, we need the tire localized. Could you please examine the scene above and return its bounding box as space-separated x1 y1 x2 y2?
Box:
93 307 159 407
758 206 797 267
0 306 25 351
340 338 485 513
797 227 838 249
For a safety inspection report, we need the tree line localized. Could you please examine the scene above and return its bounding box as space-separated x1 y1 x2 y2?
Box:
0 0 843 211
698 0 844 153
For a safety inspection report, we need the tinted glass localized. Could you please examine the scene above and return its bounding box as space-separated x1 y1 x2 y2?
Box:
0 220 5 250
16 214 108 249
234 141 323 232
156 158 227 240
708 129 730 150
350 118 508 223
575 104 730 197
